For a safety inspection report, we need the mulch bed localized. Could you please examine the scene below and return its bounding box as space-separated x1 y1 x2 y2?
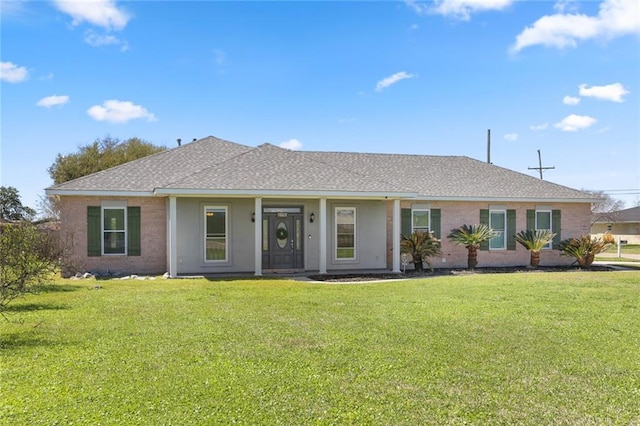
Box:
307 264 625 282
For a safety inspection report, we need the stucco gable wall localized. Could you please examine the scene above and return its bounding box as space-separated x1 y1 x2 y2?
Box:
59 196 167 276
387 201 592 269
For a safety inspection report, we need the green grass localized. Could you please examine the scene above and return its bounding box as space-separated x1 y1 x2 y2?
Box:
603 244 640 255
2 272 639 424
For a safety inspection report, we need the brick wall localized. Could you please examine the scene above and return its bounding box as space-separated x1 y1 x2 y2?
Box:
387 201 592 269
59 196 167 276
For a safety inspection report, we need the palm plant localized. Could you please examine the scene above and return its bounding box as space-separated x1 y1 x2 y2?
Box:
559 235 613 268
400 231 441 272
515 229 556 268
447 224 497 269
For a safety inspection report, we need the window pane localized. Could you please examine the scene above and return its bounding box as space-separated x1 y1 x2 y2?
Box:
537 211 551 230
489 211 506 250
336 208 355 259
413 210 430 230
205 208 227 261
104 209 125 231
490 212 505 230
103 231 125 254
490 232 505 249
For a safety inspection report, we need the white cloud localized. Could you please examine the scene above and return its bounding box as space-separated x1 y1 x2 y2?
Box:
553 0 580 14
1 61 28 83
279 138 302 150
530 123 549 131
339 118 355 123
431 0 513 20
406 0 513 20
36 95 70 108
504 133 519 141
375 71 415 92
554 114 596 131
563 95 581 105
87 100 156 123
53 0 131 30
579 82 629 102
511 0 640 53
84 30 121 47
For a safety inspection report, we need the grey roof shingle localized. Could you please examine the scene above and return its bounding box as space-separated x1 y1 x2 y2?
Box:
47 135 596 201
47 136 252 193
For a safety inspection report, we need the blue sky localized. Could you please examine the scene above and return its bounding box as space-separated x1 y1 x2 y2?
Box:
1 0 639 211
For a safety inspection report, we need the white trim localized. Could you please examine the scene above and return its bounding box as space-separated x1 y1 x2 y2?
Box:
47 188 598 204
154 188 417 198
405 196 599 203
535 209 553 250
204 205 229 263
46 190 154 197
411 208 430 234
489 209 506 250
334 206 356 261
101 206 127 256
254 198 262 276
392 200 401 273
168 197 177 277
319 198 327 274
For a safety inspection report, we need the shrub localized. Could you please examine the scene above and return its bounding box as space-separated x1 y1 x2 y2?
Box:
515 230 556 267
447 224 497 269
401 231 441 272
0 222 62 313
559 234 613 268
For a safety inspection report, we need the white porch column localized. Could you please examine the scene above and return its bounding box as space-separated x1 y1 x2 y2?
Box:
168 196 178 278
254 197 263 276
392 199 401 273
319 197 327 274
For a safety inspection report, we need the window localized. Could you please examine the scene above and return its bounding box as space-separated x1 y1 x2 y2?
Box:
489 210 506 250
536 210 552 249
335 207 355 260
412 209 430 234
205 206 227 262
87 206 140 257
103 207 126 255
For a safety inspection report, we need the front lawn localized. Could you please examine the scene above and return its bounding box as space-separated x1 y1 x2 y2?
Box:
2 272 639 424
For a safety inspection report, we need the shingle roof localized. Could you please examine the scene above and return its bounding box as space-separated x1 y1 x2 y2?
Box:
47 136 596 202
593 206 640 223
47 136 252 193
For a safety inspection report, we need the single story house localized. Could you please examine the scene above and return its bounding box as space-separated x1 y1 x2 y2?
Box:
592 206 640 244
46 136 598 277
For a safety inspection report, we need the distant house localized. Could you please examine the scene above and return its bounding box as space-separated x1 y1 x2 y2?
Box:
592 206 640 244
46 136 598 277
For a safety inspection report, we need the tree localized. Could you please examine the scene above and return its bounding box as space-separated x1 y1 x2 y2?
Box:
48 136 166 184
559 235 613 268
515 229 556 268
0 222 63 314
583 189 626 225
400 231 441 272
447 224 497 269
0 186 36 222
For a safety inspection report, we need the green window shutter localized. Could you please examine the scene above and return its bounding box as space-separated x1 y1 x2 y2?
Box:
127 206 141 256
552 210 561 249
431 209 441 239
479 209 489 251
526 209 535 230
401 208 411 237
87 206 101 257
507 209 516 250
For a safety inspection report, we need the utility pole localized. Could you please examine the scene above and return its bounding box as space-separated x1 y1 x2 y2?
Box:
528 149 555 179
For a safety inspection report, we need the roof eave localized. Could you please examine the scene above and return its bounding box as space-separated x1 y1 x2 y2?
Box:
45 189 155 197
410 195 600 203
153 188 418 199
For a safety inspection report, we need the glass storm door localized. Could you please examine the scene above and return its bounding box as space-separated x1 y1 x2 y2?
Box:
264 212 303 270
